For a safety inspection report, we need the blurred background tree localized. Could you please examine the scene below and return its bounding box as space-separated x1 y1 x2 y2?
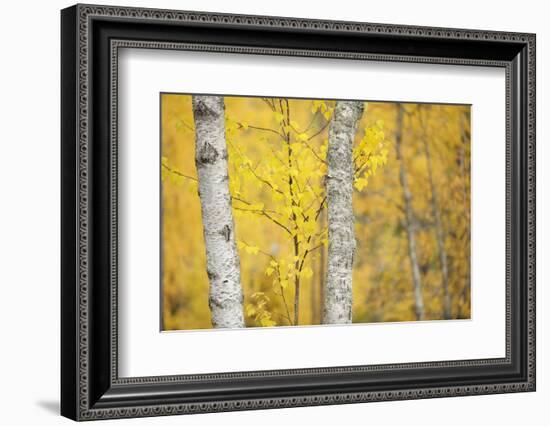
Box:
161 94 470 330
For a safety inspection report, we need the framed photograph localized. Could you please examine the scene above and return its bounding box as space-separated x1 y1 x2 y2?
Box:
61 4 536 421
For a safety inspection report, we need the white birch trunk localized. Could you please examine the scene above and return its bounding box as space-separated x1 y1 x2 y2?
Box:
192 95 244 329
421 123 451 319
323 101 364 324
395 104 425 321
419 106 451 318
458 109 471 317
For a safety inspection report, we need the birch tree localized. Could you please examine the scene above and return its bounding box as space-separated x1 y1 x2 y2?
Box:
395 104 425 321
420 106 451 319
323 101 365 324
192 95 245 328
458 109 471 317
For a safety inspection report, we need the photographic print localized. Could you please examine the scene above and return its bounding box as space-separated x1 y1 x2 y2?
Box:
61 6 535 418
161 94 471 331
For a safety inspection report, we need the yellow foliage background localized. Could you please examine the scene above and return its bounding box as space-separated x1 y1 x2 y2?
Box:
161 94 471 330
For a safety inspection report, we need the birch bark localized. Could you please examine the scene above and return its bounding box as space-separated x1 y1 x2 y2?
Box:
458 109 471 317
395 104 425 321
322 101 364 324
192 95 244 329
420 107 451 319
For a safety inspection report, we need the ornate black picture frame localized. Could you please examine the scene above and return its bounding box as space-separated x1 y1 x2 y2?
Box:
61 3 536 421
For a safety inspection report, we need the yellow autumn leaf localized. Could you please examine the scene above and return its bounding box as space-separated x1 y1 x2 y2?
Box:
245 245 260 255
311 100 322 113
252 202 265 210
260 317 276 327
291 205 302 216
296 133 309 142
245 304 256 317
354 177 368 191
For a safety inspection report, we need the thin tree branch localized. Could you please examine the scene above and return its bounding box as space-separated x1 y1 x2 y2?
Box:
302 140 327 164
235 197 291 235
303 110 319 132
268 145 287 167
275 264 293 325
172 113 195 132
261 97 276 112
237 122 285 139
162 163 197 181
247 165 285 196
307 119 331 141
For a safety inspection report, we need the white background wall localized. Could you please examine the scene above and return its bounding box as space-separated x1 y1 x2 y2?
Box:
0 0 547 424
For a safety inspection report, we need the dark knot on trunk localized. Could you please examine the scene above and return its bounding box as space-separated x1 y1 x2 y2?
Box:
193 98 222 118
197 142 219 165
